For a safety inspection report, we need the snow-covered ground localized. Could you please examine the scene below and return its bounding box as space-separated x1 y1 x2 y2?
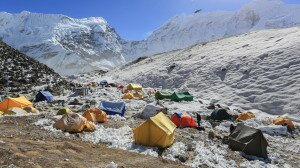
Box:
103 26 300 115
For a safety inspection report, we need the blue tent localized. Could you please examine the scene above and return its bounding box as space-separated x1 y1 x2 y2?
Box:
35 91 53 102
100 80 108 88
99 101 126 116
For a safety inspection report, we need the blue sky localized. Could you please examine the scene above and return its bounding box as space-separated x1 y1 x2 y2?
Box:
0 0 299 40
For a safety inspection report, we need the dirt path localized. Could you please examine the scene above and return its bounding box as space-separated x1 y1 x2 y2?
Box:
0 115 187 168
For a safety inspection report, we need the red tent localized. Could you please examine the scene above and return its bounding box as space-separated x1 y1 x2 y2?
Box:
171 112 197 128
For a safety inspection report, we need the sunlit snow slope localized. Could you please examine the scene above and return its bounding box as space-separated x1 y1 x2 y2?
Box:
123 0 300 61
107 27 300 115
0 11 125 76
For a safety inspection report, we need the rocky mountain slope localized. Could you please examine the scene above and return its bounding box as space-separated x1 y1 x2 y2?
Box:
0 41 69 95
123 0 300 60
0 11 125 76
105 27 300 115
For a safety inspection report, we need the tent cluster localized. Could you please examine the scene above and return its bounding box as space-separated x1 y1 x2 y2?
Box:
3 79 296 161
155 91 193 102
205 106 298 158
0 90 54 116
122 83 144 99
54 107 108 133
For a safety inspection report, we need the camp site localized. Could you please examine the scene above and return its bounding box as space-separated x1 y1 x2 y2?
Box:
1 0 300 167
0 76 299 168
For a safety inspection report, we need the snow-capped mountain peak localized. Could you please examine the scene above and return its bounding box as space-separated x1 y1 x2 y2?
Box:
123 0 300 61
0 11 125 76
1 0 300 75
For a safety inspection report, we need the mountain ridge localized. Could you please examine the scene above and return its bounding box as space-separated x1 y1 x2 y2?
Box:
1 0 300 75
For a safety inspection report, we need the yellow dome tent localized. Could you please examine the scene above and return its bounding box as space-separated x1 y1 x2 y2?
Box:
133 112 176 148
122 92 135 99
0 96 32 111
83 108 107 123
273 116 296 129
133 92 144 99
127 83 142 91
236 112 255 121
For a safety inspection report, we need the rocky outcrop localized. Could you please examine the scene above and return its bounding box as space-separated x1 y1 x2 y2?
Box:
0 41 70 95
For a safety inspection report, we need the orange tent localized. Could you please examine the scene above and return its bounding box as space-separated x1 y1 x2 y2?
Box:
122 92 135 99
133 92 144 99
273 116 296 129
171 112 197 128
236 112 255 121
54 112 95 133
0 96 32 111
83 108 107 123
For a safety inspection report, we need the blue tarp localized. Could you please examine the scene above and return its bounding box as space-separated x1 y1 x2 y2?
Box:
35 91 53 102
99 101 126 116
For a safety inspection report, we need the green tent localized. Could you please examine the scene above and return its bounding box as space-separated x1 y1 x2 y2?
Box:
170 92 193 102
57 107 72 115
155 91 173 100
229 123 268 158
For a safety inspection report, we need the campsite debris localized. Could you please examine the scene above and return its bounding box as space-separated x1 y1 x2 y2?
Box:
176 155 189 162
23 107 39 113
68 98 83 105
207 104 215 109
208 131 215 139
186 144 194 151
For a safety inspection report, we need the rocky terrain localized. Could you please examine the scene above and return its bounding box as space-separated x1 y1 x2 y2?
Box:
0 41 70 95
